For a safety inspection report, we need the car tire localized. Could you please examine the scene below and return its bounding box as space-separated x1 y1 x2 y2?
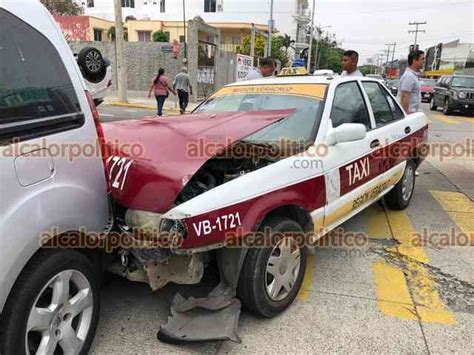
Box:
237 216 307 318
384 160 415 210
77 47 107 84
429 98 438 111
0 249 100 355
443 97 453 115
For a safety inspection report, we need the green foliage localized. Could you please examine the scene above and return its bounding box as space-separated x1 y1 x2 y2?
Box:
107 26 128 41
152 31 170 42
310 32 344 73
359 65 378 75
238 34 289 67
41 0 83 15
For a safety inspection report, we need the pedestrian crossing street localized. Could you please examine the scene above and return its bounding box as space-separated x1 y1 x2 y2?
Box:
297 188 473 326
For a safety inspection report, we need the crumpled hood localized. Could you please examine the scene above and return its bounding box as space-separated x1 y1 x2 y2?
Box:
102 109 294 213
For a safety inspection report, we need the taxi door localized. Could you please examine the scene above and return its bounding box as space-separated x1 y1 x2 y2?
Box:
319 80 381 231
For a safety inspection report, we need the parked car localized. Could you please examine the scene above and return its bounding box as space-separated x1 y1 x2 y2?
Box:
102 73 428 338
420 78 437 103
387 78 399 96
430 74 474 115
0 1 110 354
75 47 112 106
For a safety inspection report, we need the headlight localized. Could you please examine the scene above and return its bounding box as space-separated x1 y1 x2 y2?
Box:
160 218 187 246
458 91 467 99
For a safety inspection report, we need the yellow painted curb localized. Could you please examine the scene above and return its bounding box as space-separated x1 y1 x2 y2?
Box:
106 101 180 112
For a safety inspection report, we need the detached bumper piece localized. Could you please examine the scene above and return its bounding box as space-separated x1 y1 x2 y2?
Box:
157 248 248 344
157 291 242 344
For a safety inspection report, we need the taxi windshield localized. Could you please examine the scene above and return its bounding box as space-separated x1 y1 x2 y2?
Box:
195 84 326 144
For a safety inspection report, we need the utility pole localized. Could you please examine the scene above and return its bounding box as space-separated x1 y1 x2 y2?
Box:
385 42 395 77
268 0 274 56
182 0 187 60
306 0 316 72
390 42 396 78
113 0 127 102
408 21 426 48
250 23 256 58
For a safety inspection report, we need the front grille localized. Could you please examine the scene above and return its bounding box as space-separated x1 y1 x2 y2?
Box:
466 92 474 100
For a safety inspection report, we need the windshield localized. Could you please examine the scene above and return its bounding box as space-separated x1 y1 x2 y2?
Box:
421 79 436 87
451 76 474 88
195 84 325 144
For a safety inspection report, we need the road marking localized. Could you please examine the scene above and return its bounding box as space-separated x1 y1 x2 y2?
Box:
383 210 456 324
100 113 115 117
373 260 418 320
367 205 391 240
430 114 460 125
430 190 474 239
297 254 315 301
457 117 474 124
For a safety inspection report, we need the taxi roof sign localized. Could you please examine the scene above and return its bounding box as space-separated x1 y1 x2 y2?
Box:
278 67 308 76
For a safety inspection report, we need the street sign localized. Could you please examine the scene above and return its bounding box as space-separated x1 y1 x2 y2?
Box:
236 54 254 81
161 45 173 52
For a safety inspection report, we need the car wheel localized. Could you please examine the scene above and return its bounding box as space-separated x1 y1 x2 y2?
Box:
77 47 107 84
0 250 100 355
384 160 415 210
429 97 438 111
443 97 453 115
237 217 307 318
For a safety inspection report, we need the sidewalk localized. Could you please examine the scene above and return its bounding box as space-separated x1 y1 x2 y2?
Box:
103 90 200 113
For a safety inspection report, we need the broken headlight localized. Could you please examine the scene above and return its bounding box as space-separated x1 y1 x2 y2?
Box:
160 218 187 248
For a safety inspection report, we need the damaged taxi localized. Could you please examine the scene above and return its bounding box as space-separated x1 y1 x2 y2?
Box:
103 72 428 342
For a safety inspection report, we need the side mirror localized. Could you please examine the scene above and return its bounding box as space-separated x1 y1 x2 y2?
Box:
327 123 367 146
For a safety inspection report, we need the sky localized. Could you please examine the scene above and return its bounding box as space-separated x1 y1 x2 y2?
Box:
248 0 474 65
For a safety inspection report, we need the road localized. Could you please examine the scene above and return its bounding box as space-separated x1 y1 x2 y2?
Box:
93 103 473 354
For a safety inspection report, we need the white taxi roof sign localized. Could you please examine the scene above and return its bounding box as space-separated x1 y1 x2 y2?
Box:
278 67 308 76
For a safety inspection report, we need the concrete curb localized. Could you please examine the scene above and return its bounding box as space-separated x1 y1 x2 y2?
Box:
106 101 180 112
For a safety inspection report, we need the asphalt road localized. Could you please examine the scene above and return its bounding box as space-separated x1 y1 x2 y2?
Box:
93 103 473 354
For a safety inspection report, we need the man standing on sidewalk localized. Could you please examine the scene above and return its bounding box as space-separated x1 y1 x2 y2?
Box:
399 50 425 114
173 67 193 114
341 50 363 77
246 58 276 80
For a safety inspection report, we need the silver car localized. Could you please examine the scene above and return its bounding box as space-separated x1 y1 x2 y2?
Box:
0 1 110 353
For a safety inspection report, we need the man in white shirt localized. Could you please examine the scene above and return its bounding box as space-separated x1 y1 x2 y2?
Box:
341 50 363 77
399 50 425 113
246 57 276 80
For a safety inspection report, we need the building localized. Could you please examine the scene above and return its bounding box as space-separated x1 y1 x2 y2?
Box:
55 15 268 48
424 40 474 77
76 0 304 42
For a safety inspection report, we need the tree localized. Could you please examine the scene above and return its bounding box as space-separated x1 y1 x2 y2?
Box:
107 26 128 41
310 32 344 73
152 31 170 42
277 34 293 57
40 0 83 15
238 34 289 67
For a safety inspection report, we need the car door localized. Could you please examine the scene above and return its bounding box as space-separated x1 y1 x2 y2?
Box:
360 80 415 190
321 80 381 230
436 76 449 105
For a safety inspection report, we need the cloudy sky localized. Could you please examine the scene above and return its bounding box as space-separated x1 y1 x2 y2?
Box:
238 0 474 64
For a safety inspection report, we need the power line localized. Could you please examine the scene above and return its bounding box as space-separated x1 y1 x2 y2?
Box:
408 21 427 48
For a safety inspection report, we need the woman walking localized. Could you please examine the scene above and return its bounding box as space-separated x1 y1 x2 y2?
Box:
148 68 176 116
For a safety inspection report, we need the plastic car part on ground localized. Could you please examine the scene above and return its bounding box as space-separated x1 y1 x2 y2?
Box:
158 248 248 344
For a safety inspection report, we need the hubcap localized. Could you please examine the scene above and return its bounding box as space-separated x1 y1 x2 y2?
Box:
265 237 301 301
25 270 93 355
402 164 414 201
85 51 102 72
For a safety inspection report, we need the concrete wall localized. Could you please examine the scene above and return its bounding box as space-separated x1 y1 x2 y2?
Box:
69 41 184 93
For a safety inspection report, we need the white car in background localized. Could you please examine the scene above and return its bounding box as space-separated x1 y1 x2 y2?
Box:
75 46 112 106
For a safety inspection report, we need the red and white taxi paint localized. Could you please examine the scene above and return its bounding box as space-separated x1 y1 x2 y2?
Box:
105 76 428 252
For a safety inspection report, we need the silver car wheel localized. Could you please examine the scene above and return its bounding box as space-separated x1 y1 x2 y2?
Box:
401 163 415 202
25 270 93 355
85 51 102 72
265 237 301 301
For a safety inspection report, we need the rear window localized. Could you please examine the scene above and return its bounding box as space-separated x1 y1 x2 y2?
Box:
0 9 83 143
